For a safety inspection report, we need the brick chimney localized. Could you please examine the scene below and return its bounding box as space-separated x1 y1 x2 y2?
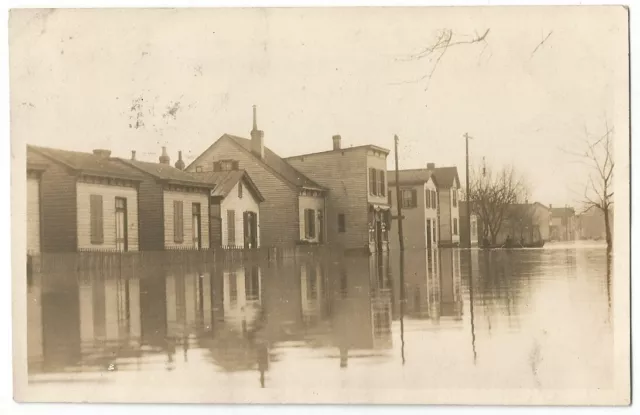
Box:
131 150 136 161
332 135 341 150
250 105 265 159
426 162 435 170
93 149 111 158
159 146 170 165
175 151 185 170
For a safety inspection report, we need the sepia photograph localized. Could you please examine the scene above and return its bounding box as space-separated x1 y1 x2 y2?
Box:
9 4 631 406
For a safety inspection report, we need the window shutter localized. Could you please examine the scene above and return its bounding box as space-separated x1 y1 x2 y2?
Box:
90 194 104 244
425 189 430 208
309 209 316 238
174 200 184 243
378 170 385 196
411 189 417 207
388 190 392 205
227 210 236 246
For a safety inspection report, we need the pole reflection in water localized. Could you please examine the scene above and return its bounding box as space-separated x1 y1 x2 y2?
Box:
467 249 478 365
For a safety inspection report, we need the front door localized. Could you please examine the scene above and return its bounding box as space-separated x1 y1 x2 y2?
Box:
115 197 128 252
192 203 202 249
243 212 258 249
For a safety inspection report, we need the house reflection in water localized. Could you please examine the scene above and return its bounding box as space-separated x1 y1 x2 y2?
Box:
394 248 463 323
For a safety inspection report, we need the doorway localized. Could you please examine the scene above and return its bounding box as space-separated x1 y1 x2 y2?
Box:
243 211 258 249
192 203 202 249
115 197 128 252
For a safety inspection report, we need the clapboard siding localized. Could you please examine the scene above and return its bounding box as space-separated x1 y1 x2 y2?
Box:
76 182 139 251
27 177 41 254
186 136 299 247
27 149 77 252
438 188 452 243
163 190 210 250
220 180 261 247
137 178 165 251
287 148 373 250
450 187 460 244
388 178 439 250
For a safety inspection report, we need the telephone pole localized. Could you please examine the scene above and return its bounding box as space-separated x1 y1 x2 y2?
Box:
464 133 472 248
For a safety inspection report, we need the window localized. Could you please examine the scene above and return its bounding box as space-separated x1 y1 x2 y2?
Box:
369 168 377 196
195 166 203 172
115 197 128 251
90 194 104 244
453 218 458 235
305 208 316 239
227 210 236 246
238 182 243 199
432 191 437 209
401 189 417 208
425 189 431 208
173 200 184 243
377 170 385 196
338 213 346 233
214 160 239 172
452 190 458 207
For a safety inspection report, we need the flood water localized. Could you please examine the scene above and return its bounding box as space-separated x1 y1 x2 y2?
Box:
25 242 614 402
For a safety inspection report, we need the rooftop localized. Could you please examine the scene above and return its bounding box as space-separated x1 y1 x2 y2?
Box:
387 168 437 186
117 158 213 188
190 170 264 201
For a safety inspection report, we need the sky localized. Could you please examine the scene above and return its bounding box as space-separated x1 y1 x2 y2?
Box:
10 6 629 207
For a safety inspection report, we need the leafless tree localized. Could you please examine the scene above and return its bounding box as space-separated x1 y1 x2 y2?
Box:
575 122 615 250
469 163 529 246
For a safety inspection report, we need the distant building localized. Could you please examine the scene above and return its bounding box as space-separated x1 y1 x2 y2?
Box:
286 135 391 253
458 201 479 248
116 148 213 251
430 164 461 247
474 202 551 246
27 162 46 255
577 206 612 240
191 169 264 248
388 168 439 250
27 145 143 252
550 206 578 241
186 106 327 248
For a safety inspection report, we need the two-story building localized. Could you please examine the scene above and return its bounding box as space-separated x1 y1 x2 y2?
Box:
430 164 461 247
550 206 577 241
387 168 439 251
286 135 391 253
186 106 327 248
27 145 143 252
116 148 213 250
190 167 264 249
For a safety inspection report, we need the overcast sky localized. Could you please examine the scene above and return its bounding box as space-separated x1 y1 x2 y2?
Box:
10 7 628 207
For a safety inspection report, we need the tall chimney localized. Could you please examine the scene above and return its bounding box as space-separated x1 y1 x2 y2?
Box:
93 149 111 158
131 150 136 161
332 135 341 150
159 146 170 165
426 162 435 170
175 151 185 170
250 105 265 159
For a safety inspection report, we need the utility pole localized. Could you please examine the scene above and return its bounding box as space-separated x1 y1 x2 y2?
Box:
464 133 472 248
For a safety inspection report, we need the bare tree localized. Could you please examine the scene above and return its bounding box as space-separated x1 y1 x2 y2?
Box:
469 163 529 246
576 122 615 250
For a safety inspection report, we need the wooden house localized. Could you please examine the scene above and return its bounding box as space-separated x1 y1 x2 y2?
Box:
388 168 440 251
190 169 264 248
27 146 143 252
430 164 461 247
186 106 327 247
116 148 213 251
286 135 391 253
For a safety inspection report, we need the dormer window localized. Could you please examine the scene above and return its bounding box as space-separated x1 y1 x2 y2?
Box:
214 159 239 172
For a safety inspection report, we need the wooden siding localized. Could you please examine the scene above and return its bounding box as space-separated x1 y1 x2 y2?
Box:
287 149 369 249
210 203 222 247
27 149 77 252
450 187 460 244
163 190 210 250
220 179 261 248
27 177 41 254
438 188 452 243
366 151 390 206
186 136 299 247
136 177 165 251
76 182 139 251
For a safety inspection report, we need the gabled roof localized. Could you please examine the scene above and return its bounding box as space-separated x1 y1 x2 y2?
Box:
431 167 460 189
28 145 143 181
551 207 576 217
187 134 326 192
387 168 438 187
116 158 213 189
190 170 265 202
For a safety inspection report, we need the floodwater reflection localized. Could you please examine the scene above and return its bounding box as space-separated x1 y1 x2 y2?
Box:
27 243 613 392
